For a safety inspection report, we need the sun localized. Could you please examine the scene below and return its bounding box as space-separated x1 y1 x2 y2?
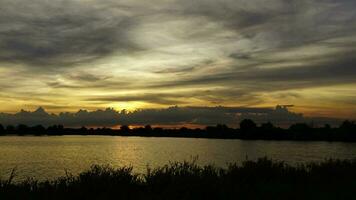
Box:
107 102 148 112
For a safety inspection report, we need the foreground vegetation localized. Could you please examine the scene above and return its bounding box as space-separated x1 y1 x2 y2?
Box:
1 119 356 142
1 158 356 199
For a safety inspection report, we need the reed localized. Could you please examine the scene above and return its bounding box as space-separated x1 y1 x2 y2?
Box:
1 158 356 199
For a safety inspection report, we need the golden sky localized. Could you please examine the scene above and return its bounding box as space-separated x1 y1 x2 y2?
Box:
0 0 356 119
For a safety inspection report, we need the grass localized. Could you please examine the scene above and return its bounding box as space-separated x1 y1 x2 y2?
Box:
1 158 356 200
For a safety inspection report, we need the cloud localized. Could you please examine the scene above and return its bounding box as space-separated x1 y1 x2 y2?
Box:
147 50 356 93
86 93 189 105
0 106 345 128
67 73 111 82
0 0 138 68
1 0 355 70
0 0 355 118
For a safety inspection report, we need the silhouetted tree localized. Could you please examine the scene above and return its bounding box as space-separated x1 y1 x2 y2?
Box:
339 120 356 140
340 120 355 130
6 125 15 133
58 124 64 130
0 124 4 134
289 123 311 131
32 125 46 135
144 125 152 132
323 124 331 129
47 125 65 135
47 125 64 131
80 126 88 131
289 123 312 139
179 127 188 132
153 127 164 135
240 119 257 132
120 125 130 134
216 124 229 131
17 124 29 132
2 120 356 141
260 122 275 130
258 122 278 138
215 124 232 137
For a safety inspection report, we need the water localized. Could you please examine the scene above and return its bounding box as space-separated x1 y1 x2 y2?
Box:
0 136 356 181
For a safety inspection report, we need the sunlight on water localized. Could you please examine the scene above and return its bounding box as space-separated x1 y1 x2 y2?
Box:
0 136 356 181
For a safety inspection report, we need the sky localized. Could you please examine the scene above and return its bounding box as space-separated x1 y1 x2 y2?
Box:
0 0 356 122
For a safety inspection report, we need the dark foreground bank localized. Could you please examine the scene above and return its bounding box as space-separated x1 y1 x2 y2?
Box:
1 158 356 200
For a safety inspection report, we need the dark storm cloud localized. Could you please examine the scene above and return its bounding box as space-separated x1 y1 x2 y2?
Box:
0 0 137 67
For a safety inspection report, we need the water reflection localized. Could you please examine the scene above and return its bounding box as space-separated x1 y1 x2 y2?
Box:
0 136 355 181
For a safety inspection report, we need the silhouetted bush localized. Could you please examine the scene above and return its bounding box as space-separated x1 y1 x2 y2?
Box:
340 120 355 130
240 119 257 132
289 123 311 132
5 125 15 133
47 125 64 135
120 125 130 134
0 124 4 134
32 125 46 135
144 125 152 132
260 122 275 130
17 124 28 132
1 158 356 199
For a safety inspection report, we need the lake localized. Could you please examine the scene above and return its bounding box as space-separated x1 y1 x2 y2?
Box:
0 136 356 181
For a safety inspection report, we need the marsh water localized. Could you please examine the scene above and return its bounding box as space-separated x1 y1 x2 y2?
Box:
0 136 356 181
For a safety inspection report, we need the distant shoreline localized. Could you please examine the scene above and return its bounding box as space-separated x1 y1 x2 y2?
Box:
1 120 356 142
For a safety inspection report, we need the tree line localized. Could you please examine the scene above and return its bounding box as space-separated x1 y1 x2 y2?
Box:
0 119 355 142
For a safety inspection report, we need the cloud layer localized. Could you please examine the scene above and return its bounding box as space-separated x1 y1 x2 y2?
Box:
0 0 139 67
0 106 337 128
0 0 356 119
